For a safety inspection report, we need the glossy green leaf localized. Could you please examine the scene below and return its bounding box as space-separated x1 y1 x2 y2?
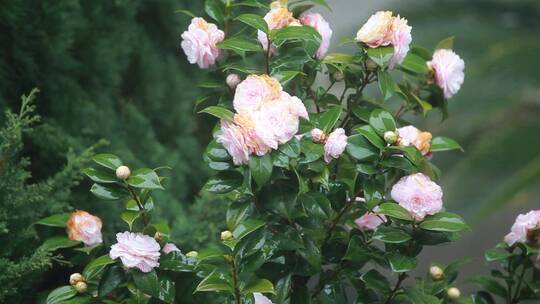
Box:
236 13 268 33
93 154 123 170
405 288 442 303
366 46 394 66
36 213 70 227
300 138 324 163
469 275 507 299
377 202 413 221
280 137 301 158
121 211 140 230
401 53 428 74
133 270 159 297
205 0 225 23
218 36 263 53
377 70 396 100
90 183 128 200
322 53 354 64
356 125 385 149
271 26 322 56
419 212 469 232
40 236 80 251
272 70 302 85
233 218 265 241
318 105 342 133
484 248 512 262
46 286 76 304
203 170 243 194
388 254 417 272
84 255 115 280
346 134 378 161
195 270 232 292
379 155 416 173
160 251 196 272
372 226 411 243
361 269 391 292
199 106 235 122
98 265 126 297
369 109 396 136
242 278 275 294
430 136 463 152
127 168 163 190
435 36 454 50
249 154 273 188
83 167 118 183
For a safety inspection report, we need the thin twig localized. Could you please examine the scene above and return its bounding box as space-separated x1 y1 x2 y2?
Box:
383 272 406 304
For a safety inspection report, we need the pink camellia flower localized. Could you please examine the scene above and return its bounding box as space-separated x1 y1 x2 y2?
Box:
427 49 465 98
254 293 274 304
226 74 242 90
388 15 412 69
110 232 161 273
234 110 278 155
396 125 432 156
299 13 333 59
162 243 181 254
504 210 540 246
390 173 443 221
181 17 225 69
257 2 297 52
311 128 325 143
233 75 282 112
355 11 394 48
67 210 103 247
355 210 387 231
217 121 250 165
324 128 348 163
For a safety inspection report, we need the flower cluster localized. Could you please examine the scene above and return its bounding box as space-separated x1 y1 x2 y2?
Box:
396 125 432 156
217 74 308 165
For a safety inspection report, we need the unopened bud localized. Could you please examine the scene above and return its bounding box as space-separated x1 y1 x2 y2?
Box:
154 232 162 241
69 273 85 286
383 131 398 144
429 265 444 280
226 73 241 90
311 128 326 143
186 251 198 258
333 71 345 82
366 59 378 71
74 281 87 293
221 230 233 241
447 287 461 300
116 165 131 180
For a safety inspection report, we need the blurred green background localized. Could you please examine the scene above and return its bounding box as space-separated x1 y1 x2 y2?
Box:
0 0 539 301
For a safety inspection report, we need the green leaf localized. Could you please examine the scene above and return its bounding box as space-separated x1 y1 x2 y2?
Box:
430 136 463 152
236 13 268 33
83 167 118 183
280 137 301 158
121 211 140 230
272 70 302 85
361 269 391 292
249 154 273 188
271 26 322 56
40 236 80 251
242 278 275 294
346 134 378 161
300 138 324 163
46 286 76 304
218 36 263 53
435 36 454 50
84 255 115 281
174 9 196 18
160 251 196 272
377 70 396 100
318 105 342 133
93 154 123 170
195 270 232 292
469 275 507 299
379 155 416 173
388 254 417 272
227 202 250 230
377 202 413 221
484 248 512 262
133 270 159 297
366 46 394 66
322 53 354 64
232 218 265 241
419 212 469 232
127 168 163 190
400 53 428 74
203 170 243 194
205 0 225 23
199 106 235 122
36 213 70 227
356 125 385 149
405 288 442 303
369 109 396 136
98 265 126 297
372 226 411 243
90 183 128 200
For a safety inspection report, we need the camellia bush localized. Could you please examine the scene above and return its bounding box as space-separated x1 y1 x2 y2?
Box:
39 1 540 303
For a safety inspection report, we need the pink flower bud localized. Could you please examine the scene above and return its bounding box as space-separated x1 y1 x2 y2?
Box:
355 211 386 231
116 165 131 179
324 128 347 163
310 128 325 143
162 243 181 254
226 74 241 90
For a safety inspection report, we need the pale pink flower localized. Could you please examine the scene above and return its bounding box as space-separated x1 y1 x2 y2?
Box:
254 293 274 304
427 49 465 98
324 128 347 163
311 128 325 143
355 11 394 48
259 101 300 145
355 211 386 231
217 121 250 165
67 210 103 247
257 4 297 52
226 74 242 90
396 125 432 156
388 15 412 69
390 173 443 221
504 210 540 246
234 110 278 155
233 75 282 112
110 232 161 273
181 17 225 69
162 243 180 254
299 13 333 59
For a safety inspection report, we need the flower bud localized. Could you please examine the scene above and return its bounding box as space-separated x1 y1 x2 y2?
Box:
383 131 398 144
226 73 241 90
311 128 326 143
333 71 345 82
366 58 378 71
186 251 198 258
221 230 233 241
115 165 131 180
429 265 444 280
69 273 85 286
154 232 162 241
447 287 461 300
74 281 87 293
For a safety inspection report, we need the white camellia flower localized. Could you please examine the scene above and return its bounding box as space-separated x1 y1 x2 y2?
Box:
390 173 443 221
110 232 161 273
427 49 465 98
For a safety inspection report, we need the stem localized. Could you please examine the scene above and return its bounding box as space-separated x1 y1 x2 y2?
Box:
383 273 406 304
126 184 149 226
395 104 406 118
321 202 352 249
229 258 242 304
511 258 528 303
339 71 372 128
265 38 271 75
